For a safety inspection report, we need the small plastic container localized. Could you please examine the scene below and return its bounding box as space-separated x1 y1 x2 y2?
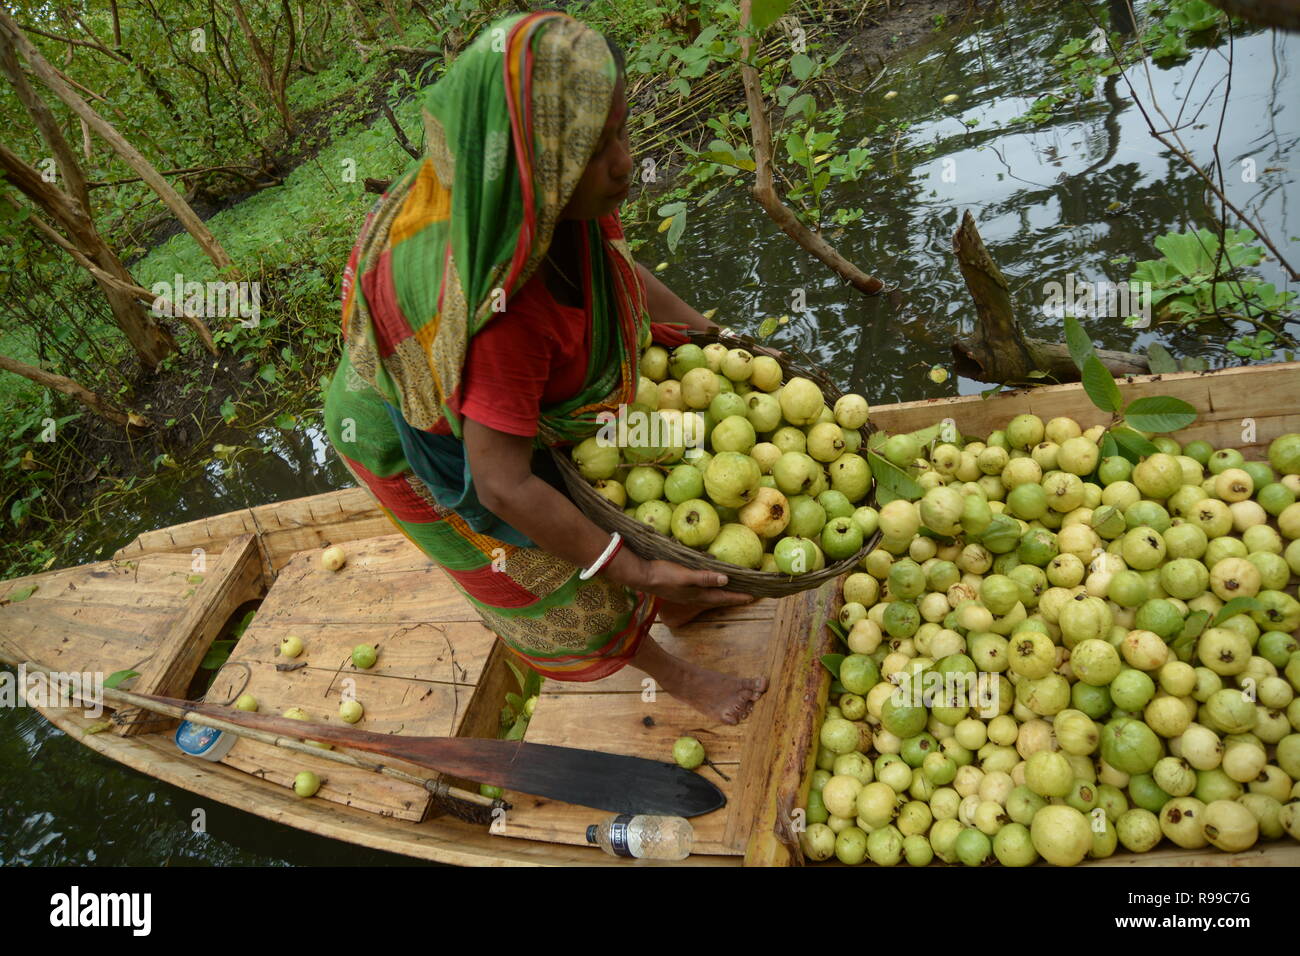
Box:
175 719 237 762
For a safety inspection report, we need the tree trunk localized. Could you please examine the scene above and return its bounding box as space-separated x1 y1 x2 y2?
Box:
950 210 1149 384
736 0 884 296
0 352 134 427
0 10 233 273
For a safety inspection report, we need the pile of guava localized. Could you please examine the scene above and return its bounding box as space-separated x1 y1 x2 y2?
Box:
800 416 1300 866
570 342 875 572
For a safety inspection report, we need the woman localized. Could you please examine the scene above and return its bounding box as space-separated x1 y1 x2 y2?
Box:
323 11 768 725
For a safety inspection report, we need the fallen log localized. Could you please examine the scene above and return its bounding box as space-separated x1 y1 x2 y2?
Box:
950 210 1149 384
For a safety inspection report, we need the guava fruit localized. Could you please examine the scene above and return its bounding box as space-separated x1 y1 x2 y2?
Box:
828 453 872 502
1101 717 1163 775
738 486 790 538
1031 805 1092 866
882 433 920 468
673 736 706 770
1058 436 1100 476
704 451 760 508
1133 453 1184 500
834 394 869 430
711 415 757 455
822 516 864 561
772 452 821 497
709 391 747 422
806 422 846 462
744 392 782 433
634 499 673 534
778 376 824 426
234 693 259 711
707 522 763 568
680 366 720 410
1160 796 1209 849
918 485 963 537
294 771 322 798
718 347 753 382
624 465 665 504
664 464 704 504
668 343 707 380
339 699 364 724
670 498 720 547
1158 557 1209 601
1043 471 1086 513
572 436 620 480
1266 432 1300 475
1249 589 1300 632
1121 526 1167 571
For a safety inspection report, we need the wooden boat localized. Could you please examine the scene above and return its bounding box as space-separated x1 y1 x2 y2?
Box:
3 361 1300 867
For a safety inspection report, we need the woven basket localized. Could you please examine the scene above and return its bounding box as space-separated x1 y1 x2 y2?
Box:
553 328 880 598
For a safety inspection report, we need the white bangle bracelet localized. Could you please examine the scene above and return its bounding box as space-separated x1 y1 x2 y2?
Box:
579 532 623 581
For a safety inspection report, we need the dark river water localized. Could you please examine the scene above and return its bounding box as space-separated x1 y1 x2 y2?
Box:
3 1 1297 865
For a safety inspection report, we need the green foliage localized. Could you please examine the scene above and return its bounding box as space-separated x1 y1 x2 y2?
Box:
1124 228 1294 328
1063 316 1197 461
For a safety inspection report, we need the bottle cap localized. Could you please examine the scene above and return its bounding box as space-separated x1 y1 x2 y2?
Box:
585 825 598 844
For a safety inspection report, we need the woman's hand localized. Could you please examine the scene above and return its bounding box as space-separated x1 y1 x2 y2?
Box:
606 548 754 607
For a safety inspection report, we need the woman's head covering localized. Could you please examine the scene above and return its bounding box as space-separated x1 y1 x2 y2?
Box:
340 11 648 446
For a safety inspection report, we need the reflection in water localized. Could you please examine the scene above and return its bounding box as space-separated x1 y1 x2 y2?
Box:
4 1 1296 865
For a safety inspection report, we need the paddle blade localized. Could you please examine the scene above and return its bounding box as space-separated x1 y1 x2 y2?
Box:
166 697 726 818
410 738 727 818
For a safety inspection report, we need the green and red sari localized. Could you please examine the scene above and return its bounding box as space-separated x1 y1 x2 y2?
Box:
324 11 659 681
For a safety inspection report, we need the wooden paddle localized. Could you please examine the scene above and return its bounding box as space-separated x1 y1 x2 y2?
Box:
0 648 726 818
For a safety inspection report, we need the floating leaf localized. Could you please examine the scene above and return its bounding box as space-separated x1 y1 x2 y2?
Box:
103 669 139 689
701 308 718 320
1146 343 1179 374
756 316 779 339
1212 597 1265 626
1081 355 1122 412
1124 396 1197 434
274 413 297 430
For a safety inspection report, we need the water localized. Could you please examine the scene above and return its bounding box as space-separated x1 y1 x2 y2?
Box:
3 1 1297 865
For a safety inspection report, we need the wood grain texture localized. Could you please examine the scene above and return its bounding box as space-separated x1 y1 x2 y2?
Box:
738 579 839 865
116 534 264 736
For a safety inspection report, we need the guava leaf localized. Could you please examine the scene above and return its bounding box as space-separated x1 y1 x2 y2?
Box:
1100 432 1119 460
907 423 945 448
1081 355 1123 413
790 53 815 81
505 692 525 715
1063 314 1095 371
504 713 529 740
1172 609 1211 659
1212 597 1264 626
1109 426 1158 462
867 451 923 504
819 653 844 679
505 659 527 695
522 667 542 700
84 719 114 735
826 619 847 644
749 0 794 33
6 584 37 603
103 669 139 689
1124 396 1197 434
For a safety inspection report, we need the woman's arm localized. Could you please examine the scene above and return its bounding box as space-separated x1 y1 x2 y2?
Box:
637 262 717 333
464 418 753 608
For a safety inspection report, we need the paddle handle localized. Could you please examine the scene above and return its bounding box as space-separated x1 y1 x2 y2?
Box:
0 647 498 812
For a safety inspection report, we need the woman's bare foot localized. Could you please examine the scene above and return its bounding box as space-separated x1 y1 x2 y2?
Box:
631 633 768 725
657 600 711 629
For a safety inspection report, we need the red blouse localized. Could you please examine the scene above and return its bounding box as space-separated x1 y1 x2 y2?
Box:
451 273 592 438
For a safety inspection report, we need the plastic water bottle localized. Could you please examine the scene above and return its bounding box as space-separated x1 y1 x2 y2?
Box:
586 814 694 860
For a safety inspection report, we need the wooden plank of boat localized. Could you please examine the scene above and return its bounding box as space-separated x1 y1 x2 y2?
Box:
201 535 502 821
25 694 740 867
116 534 264 736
